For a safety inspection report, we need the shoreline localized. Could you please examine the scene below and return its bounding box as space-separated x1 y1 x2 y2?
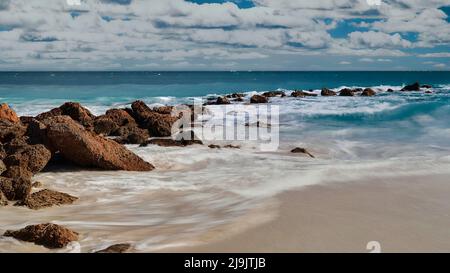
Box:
172 173 450 253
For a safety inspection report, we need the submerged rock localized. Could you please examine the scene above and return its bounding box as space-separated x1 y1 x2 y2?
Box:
263 91 286 97
143 138 203 147
0 104 20 123
250 95 269 104
321 88 337 96
44 116 154 171
361 88 376 97
401 82 421 91
4 223 79 249
291 147 315 158
96 243 132 253
291 90 317 97
16 189 78 210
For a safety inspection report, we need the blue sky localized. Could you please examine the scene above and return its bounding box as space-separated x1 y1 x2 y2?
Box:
0 0 449 71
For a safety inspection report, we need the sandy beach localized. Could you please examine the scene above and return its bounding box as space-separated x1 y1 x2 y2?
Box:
176 173 450 253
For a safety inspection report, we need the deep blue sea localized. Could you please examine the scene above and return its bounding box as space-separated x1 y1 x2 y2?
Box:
1 71 450 252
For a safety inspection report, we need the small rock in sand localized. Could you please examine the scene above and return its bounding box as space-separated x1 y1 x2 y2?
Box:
4 223 79 249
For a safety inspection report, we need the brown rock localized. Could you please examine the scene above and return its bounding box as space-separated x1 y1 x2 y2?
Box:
152 106 174 115
59 102 95 128
226 93 244 99
44 116 154 171
291 91 317 97
143 138 203 147
0 104 20 123
250 95 269 104
19 116 34 125
105 109 137 127
0 176 31 201
4 223 79 249
131 101 179 137
96 243 131 253
0 145 6 160
339 88 355 96
361 88 376 97
321 88 337 96
223 144 240 149
208 144 221 149
35 107 63 121
0 191 7 206
0 120 27 144
4 144 51 174
401 82 420 91
16 189 78 210
216 97 231 105
263 91 286 97
291 147 315 158
113 125 150 144
93 117 119 135
0 160 6 175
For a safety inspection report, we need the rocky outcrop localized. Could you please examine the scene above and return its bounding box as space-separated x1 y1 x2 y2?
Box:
4 223 79 249
0 176 31 201
291 147 315 158
96 243 131 253
93 117 118 135
131 101 179 137
0 104 20 123
361 88 376 97
3 144 51 175
250 95 269 104
0 120 26 144
44 116 154 171
36 102 95 128
16 189 78 210
339 88 355 96
401 82 420 91
321 88 337 96
105 109 137 127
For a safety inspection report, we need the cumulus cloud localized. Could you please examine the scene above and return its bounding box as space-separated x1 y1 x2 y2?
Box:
0 0 448 70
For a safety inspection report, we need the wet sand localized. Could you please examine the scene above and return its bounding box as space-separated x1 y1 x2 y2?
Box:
175 174 450 253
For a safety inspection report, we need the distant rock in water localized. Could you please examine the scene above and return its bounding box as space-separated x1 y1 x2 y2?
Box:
321 88 337 96
361 88 376 97
216 97 231 105
96 243 131 253
401 82 421 91
263 91 286 97
291 90 317 97
421 84 433 89
291 147 315 158
4 223 79 249
142 138 203 147
250 95 269 103
339 88 355 97
0 104 20 124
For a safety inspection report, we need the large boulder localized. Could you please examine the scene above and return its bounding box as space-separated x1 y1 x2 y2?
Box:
4 223 79 249
16 189 78 210
131 101 179 137
401 82 420 91
105 109 137 127
93 117 119 135
250 95 269 104
113 125 149 144
0 104 20 123
36 102 95 128
3 144 51 174
321 88 337 96
44 116 154 171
